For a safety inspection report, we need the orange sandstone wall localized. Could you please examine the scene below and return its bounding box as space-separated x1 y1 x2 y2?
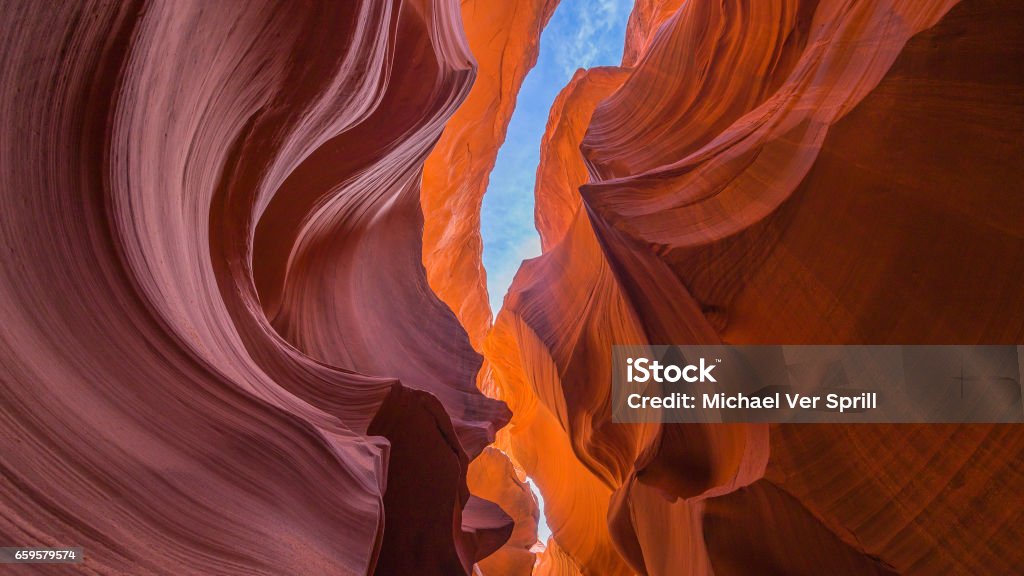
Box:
421 0 558 350
487 0 1024 574
418 3 563 573
621 0 686 67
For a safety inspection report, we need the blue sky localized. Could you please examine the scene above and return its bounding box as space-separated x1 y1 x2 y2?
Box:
479 0 633 315
477 0 633 544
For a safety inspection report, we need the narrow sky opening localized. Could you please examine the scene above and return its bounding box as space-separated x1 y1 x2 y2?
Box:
479 0 632 315
477 0 633 544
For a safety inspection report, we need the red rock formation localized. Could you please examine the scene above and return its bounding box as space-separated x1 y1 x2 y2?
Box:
534 67 629 251
534 538 585 575
621 0 686 67
421 0 558 350
418 2 559 573
488 0 1024 574
486 310 635 575
0 1 514 574
3 0 1023 575
467 447 541 576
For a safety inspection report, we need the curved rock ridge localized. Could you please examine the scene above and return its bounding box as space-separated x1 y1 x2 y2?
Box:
534 67 630 251
620 0 686 68
421 0 558 350
534 538 585 576
485 310 635 576
0 1 517 574
467 447 542 576
416 1 562 572
486 0 1024 574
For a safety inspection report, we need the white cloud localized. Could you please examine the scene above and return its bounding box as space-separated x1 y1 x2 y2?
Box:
554 0 631 76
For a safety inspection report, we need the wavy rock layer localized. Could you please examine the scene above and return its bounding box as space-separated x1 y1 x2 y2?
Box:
0 1 515 574
418 1 559 573
421 0 558 350
488 0 1024 574
467 447 541 576
621 0 686 67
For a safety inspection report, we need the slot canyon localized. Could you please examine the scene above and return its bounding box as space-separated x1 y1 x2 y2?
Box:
1 0 1023 574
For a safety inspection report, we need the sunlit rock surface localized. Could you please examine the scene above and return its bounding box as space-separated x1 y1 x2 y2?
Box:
534 66 629 251
421 0 558 351
487 0 1024 574
467 447 541 576
419 2 560 573
621 0 686 67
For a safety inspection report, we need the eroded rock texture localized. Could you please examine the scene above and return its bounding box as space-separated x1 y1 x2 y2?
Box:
0 1 521 574
418 1 559 573
487 0 1024 575
2 0 1023 575
421 0 558 350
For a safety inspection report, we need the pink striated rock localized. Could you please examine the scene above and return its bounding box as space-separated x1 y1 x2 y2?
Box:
0 1 514 574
